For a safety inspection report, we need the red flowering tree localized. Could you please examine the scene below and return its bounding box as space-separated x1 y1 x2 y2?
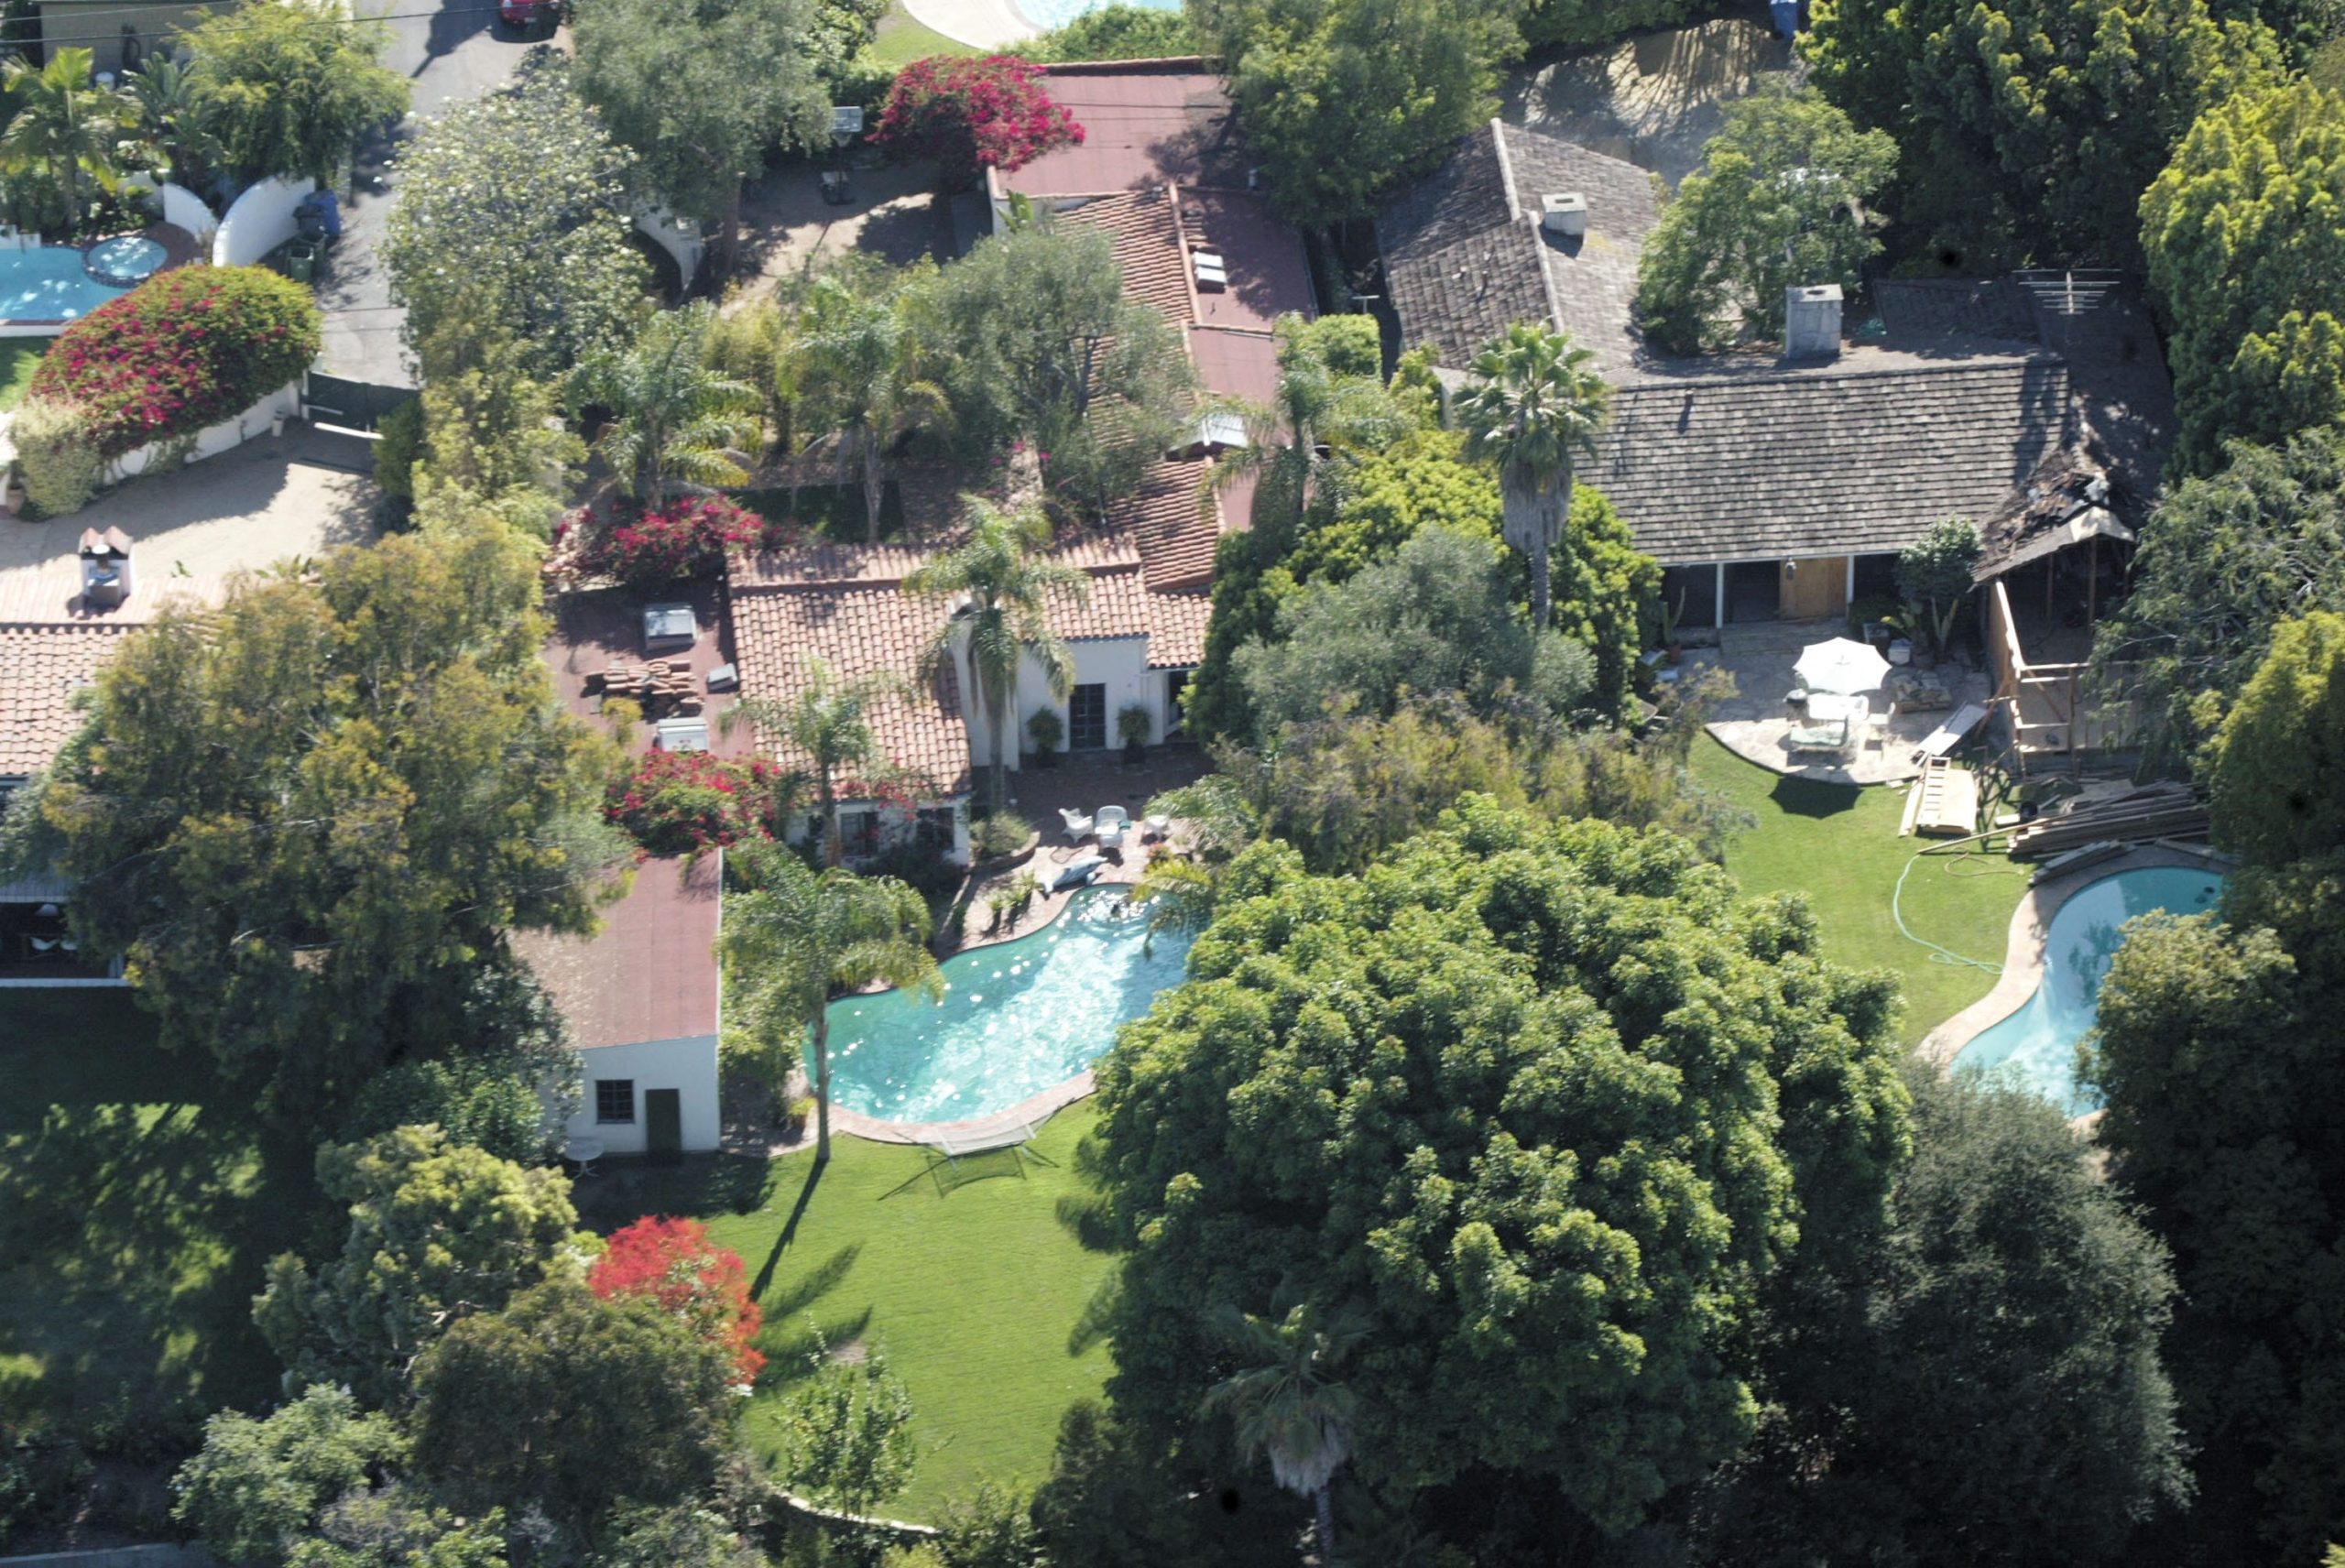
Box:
873 55 1085 191
605 749 790 854
588 1216 765 1383
27 266 322 458
573 496 790 591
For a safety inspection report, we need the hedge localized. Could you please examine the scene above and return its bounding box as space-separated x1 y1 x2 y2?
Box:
27 266 322 459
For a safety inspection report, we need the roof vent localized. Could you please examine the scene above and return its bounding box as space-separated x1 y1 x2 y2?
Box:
1541 192 1587 237
78 525 134 609
1192 249 1228 292
1784 283 1844 359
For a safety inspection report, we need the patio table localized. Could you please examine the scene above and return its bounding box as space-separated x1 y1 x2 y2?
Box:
1805 692 1865 724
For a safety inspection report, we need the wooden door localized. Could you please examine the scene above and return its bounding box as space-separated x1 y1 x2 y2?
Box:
645 1089 683 1163
1782 556 1849 621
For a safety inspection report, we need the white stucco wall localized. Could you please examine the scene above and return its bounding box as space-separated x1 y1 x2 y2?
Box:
213 175 319 268
104 381 303 482
960 636 1175 770
561 1034 722 1155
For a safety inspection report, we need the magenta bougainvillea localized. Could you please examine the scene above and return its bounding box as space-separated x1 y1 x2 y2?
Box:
562 496 793 590
27 266 321 459
605 748 789 854
872 55 1085 191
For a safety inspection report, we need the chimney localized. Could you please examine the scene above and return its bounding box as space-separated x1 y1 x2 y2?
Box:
1785 284 1844 359
78 526 134 609
1540 192 1587 237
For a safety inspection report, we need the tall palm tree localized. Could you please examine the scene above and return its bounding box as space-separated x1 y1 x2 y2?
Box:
720 841 942 1164
1201 1301 1369 1563
905 499 1086 817
794 280 949 541
719 655 910 867
123 56 218 189
570 303 762 500
0 49 131 236
1456 322 1611 632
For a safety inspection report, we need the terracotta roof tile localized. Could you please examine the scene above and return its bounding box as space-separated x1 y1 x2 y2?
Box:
1144 590 1211 668
1106 458 1224 593
0 621 136 777
1057 188 1193 324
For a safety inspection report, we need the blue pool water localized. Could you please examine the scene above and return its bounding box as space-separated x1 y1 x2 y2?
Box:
825 886 1194 1124
1017 0 1176 33
0 245 131 321
1954 866 2225 1114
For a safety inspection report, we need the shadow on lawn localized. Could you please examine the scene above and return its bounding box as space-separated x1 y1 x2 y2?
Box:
1768 773 1864 821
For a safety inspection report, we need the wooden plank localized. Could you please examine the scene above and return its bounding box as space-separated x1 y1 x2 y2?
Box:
1917 765 1980 837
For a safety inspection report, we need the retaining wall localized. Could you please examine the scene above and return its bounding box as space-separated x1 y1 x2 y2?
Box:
213 176 318 269
103 381 305 484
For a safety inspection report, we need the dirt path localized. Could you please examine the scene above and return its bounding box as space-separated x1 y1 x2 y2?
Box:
1504 15 1795 188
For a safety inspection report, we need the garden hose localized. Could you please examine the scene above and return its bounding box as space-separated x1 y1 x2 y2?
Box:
1890 827 2017 973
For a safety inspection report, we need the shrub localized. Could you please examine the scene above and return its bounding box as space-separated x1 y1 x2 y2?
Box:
872 55 1084 190
27 267 320 459
606 748 787 854
10 397 102 516
372 395 423 518
587 1216 765 1384
571 496 790 590
1025 705 1063 763
970 811 1032 860
864 837 963 902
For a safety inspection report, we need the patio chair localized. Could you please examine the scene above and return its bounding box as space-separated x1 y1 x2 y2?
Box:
1863 701 1895 750
1785 717 1852 759
1094 805 1131 855
1057 807 1094 846
1096 805 1131 833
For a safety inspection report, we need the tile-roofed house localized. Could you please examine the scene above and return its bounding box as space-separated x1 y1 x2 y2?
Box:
1000 61 1248 196
1376 120 1661 376
0 621 136 779
515 854 725 1155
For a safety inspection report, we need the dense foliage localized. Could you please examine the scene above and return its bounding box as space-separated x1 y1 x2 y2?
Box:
1634 83 1896 354
2142 80 2345 472
171 1387 408 1568
572 495 779 588
383 56 647 377
2089 426 2345 766
9 523 626 1128
180 0 409 185
605 749 791 855
1892 517 1981 659
26 267 321 458
1091 798 1910 1548
874 55 1085 191
1803 0 2279 266
589 1217 766 1384
1015 4 1197 60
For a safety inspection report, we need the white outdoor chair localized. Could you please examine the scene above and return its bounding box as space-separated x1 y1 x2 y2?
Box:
1094 805 1131 854
1057 807 1094 845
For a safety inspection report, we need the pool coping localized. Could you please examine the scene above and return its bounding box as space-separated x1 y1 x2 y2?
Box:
1914 840 2231 1073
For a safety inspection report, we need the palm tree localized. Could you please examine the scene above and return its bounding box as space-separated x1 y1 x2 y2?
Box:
794 280 949 541
123 57 218 189
1456 321 1611 632
570 303 762 500
1201 1301 1369 1563
719 655 910 867
904 499 1086 817
720 841 942 1164
0 49 131 237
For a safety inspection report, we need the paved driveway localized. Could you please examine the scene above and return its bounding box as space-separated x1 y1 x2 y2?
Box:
315 4 551 386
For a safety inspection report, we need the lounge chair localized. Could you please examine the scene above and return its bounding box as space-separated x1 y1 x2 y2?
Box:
1786 717 1852 758
1095 805 1131 854
1057 807 1094 845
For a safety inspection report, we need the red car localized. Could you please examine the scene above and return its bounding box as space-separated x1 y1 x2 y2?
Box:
499 0 562 35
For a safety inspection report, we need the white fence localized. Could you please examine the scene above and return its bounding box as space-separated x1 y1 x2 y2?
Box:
213 176 319 269
103 381 304 484
157 181 217 246
630 199 706 287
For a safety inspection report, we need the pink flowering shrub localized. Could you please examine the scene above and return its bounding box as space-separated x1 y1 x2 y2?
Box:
606 749 788 854
566 497 793 590
873 56 1085 191
27 267 321 459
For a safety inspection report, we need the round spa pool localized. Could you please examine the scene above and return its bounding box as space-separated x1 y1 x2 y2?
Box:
823 885 1194 1125
1953 864 2225 1114
84 234 167 287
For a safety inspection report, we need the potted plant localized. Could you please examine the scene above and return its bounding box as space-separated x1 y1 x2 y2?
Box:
1002 869 1040 931
1657 585 1687 664
783 1094 814 1141
1026 706 1063 768
1118 702 1152 765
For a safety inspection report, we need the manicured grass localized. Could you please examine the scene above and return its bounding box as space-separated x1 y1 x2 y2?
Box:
580 1106 1117 1520
0 337 51 411
0 991 298 1432
870 0 983 70
1691 735 2031 1043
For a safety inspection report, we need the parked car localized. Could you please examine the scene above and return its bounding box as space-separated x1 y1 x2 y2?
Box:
499 0 562 35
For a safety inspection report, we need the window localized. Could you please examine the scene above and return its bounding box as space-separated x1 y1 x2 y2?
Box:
841 808 884 860
1068 683 1107 749
595 1079 636 1124
913 805 956 850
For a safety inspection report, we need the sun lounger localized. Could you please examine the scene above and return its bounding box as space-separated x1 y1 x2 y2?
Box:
1786 718 1851 757
1912 702 1988 762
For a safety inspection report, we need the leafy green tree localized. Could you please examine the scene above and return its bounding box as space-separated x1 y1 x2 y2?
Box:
1518 0 1710 49
1232 525 1593 732
720 842 942 1163
0 49 130 235
2142 80 2345 471
172 1386 408 1568
342 1045 565 1167
410 1281 737 1541
931 1484 1049 1568
1457 321 1610 636
590 1505 763 1568
384 57 647 378
253 1126 587 1409
1634 82 1897 354
409 327 585 539
776 1345 918 1519
1695 1065 2187 1567
16 523 627 1127
181 0 408 185
2207 611 2345 867
791 276 950 539
905 499 1087 814
913 222 1196 513
1282 431 1502 587
1017 3 1196 60
1199 1302 1364 1562
1893 517 1981 659
1803 0 2278 265
571 303 761 500
719 655 909 866
570 0 829 272
2089 427 2345 767
1090 798 1910 1541
288 1487 510 1568
1193 0 1521 224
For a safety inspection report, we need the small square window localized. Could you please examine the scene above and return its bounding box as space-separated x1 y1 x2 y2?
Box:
595 1079 636 1124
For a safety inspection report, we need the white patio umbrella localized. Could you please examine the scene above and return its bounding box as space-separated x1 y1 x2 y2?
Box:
1794 636 1892 695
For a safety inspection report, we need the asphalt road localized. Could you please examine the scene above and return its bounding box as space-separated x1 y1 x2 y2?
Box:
314 3 549 386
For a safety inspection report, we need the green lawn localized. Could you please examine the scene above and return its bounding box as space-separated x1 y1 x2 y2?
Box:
0 337 51 411
580 1106 1117 1521
0 990 298 1433
870 0 982 70
1691 735 2030 1043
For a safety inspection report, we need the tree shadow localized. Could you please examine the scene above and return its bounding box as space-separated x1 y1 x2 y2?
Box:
1769 773 1864 820
749 1158 826 1301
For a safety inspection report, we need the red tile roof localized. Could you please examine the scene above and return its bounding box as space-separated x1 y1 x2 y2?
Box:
0 620 136 777
1109 458 1224 593
517 855 722 1051
1006 63 1245 196
1178 188 1316 332
1187 325 1281 408
1057 188 1192 324
1145 591 1212 668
